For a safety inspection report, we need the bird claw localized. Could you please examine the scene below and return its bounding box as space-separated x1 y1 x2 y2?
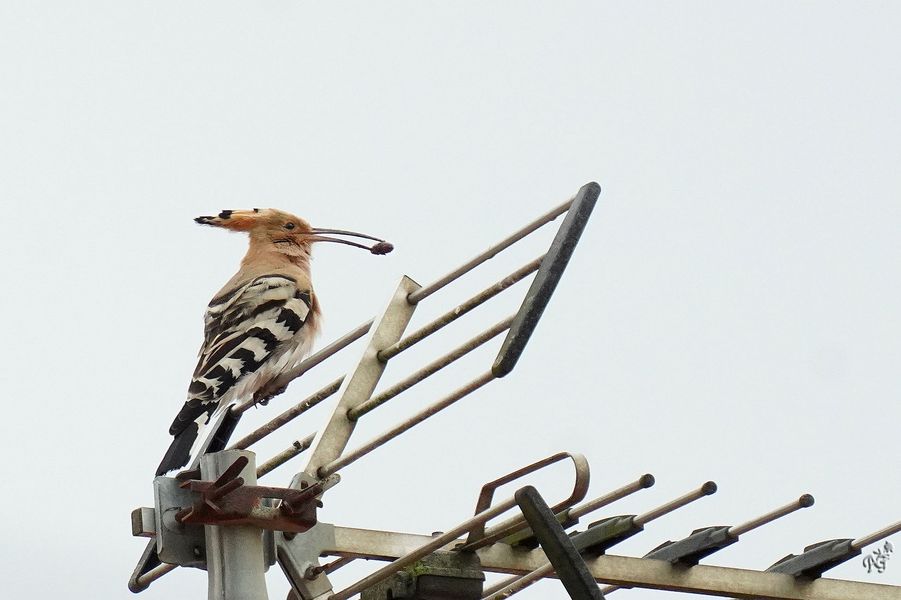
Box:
253 384 288 407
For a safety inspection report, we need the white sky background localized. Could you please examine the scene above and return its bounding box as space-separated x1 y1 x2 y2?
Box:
0 2 899 599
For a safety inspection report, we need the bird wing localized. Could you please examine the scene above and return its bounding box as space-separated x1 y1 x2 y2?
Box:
168 274 312 435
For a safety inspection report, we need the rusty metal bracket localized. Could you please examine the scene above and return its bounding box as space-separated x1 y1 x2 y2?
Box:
459 452 590 551
174 455 327 533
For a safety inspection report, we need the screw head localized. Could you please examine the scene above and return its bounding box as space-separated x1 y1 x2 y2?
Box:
303 565 321 580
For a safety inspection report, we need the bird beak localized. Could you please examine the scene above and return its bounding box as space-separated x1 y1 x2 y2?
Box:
309 227 394 255
194 209 260 231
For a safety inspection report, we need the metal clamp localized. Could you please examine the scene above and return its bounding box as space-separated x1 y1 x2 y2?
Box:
173 454 325 533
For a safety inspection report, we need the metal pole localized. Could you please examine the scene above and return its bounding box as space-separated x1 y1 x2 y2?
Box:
201 450 268 600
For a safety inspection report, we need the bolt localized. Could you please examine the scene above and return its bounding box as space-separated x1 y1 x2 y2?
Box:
304 565 322 580
193 546 202 558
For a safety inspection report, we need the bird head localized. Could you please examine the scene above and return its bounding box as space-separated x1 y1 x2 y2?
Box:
194 208 393 257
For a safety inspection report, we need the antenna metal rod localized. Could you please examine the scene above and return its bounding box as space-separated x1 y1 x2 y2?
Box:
329 497 520 600
379 257 543 361
228 378 342 450
319 371 496 477
599 584 619 595
482 574 524 598
349 316 513 420
321 556 355 575
231 320 371 414
255 434 316 478
133 564 177 591
484 562 555 600
407 198 574 305
852 519 901 551
633 481 717 527
570 474 656 520
728 494 815 538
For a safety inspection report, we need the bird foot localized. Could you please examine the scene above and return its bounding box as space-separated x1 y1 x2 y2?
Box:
253 384 288 407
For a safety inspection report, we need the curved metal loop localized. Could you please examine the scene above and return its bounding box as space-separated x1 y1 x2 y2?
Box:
459 451 590 551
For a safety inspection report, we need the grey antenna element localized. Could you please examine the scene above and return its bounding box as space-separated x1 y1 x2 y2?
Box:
600 494 816 596
763 518 901 579
481 481 718 600
129 182 901 600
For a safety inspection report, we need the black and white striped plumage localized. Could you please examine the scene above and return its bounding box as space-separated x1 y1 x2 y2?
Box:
156 207 391 477
156 273 317 475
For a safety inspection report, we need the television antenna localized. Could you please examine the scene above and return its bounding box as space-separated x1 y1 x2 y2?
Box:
130 182 901 600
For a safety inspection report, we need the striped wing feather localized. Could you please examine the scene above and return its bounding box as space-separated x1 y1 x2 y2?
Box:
168 274 312 435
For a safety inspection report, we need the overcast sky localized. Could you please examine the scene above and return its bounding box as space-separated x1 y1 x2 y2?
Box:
1 2 899 599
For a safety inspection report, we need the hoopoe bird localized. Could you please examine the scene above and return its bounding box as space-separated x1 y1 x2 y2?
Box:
156 208 392 476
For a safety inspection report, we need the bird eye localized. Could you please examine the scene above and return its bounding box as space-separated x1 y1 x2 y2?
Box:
284 222 296 230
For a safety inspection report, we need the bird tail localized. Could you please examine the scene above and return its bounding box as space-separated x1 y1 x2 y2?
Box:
155 408 243 477
155 426 198 476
